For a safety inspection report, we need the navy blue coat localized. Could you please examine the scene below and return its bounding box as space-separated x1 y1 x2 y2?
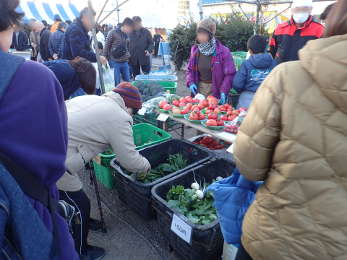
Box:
63 18 96 62
44 60 81 100
49 29 65 58
233 53 276 93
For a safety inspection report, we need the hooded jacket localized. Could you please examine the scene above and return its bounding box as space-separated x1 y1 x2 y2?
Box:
233 53 276 93
57 92 151 192
186 40 236 98
0 53 78 259
234 34 347 260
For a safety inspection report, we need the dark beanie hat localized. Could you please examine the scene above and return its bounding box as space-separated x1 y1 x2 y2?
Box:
247 35 268 54
113 82 142 109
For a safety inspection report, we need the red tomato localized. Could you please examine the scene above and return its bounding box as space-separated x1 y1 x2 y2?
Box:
200 100 209 108
186 103 193 109
208 113 218 120
185 96 193 103
159 100 168 109
207 96 218 105
206 119 217 126
192 99 200 103
172 100 180 107
191 105 200 111
198 114 206 120
179 102 186 107
181 108 189 114
163 104 172 111
217 120 224 126
179 97 185 102
221 115 229 121
189 112 199 120
227 111 233 116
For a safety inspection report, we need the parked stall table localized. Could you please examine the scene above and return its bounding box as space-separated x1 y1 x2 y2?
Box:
157 112 237 154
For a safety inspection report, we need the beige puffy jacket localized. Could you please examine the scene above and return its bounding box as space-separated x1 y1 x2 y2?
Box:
57 92 151 192
234 34 347 260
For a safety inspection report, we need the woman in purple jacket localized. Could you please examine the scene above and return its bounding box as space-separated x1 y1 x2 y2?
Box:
186 18 236 104
0 0 78 259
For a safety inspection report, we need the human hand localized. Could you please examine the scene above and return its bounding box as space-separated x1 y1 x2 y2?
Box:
219 93 227 105
53 53 58 60
145 50 150 56
189 84 198 95
99 55 108 65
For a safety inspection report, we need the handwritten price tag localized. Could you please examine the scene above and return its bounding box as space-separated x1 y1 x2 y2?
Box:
171 214 192 244
157 113 169 122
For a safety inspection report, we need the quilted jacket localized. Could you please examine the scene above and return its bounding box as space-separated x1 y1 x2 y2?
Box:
234 34 347 260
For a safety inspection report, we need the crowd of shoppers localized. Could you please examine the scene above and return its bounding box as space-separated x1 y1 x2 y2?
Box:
2 0 346 259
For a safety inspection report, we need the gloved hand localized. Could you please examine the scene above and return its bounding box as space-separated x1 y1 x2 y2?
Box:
219 93 227 105
189 84 198 95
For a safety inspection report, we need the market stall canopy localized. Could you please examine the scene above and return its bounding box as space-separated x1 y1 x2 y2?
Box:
16 0 81 24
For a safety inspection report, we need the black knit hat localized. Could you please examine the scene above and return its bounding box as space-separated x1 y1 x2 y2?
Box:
247 35 268 54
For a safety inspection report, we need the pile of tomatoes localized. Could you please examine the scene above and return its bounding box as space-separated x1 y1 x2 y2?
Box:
158 95 244 127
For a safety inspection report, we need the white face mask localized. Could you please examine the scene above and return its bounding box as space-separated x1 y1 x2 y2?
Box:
293 12 310 24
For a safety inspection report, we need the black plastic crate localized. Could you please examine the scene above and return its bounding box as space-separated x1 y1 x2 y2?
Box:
110 139 212 219
151 158 235 260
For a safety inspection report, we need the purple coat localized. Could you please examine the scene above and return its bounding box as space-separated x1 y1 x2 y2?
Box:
186 40 236 98
0 61 79 260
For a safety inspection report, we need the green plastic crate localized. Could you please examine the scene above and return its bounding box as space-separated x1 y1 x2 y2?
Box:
133 123 172 150
133 80 177 94
232 51 247 71
93 123 172 189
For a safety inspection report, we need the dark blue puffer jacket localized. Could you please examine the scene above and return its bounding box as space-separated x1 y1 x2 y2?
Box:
63 18 97 62
233 53 276 93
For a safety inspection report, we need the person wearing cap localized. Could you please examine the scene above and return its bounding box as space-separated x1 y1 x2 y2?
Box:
186 18 236 104
57 82 150 259
270 0 324 64
51 14 62 33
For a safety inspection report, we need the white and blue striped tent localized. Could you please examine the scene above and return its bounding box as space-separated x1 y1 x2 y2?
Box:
16 0 81 24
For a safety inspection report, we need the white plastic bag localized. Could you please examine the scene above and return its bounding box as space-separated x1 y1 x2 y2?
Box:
102 64 115 93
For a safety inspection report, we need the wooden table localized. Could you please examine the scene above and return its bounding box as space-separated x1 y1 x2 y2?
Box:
158 113 237 145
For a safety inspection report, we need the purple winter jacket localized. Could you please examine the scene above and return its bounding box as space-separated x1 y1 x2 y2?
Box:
186 40 236 98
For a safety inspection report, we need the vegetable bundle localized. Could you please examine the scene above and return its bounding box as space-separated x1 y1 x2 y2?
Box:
136 154 188 183
166 181 219 225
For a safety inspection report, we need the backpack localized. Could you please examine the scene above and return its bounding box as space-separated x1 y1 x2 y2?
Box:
0 51 79 259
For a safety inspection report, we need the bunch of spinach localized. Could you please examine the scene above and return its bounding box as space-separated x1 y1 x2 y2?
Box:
166 185 217 225
136 154 188 183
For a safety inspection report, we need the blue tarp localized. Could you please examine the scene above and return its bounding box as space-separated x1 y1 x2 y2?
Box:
42 2 55 21
27 1 42 21
56 3 70 21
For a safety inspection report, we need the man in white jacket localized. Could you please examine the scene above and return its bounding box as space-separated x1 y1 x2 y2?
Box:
57 82 151 259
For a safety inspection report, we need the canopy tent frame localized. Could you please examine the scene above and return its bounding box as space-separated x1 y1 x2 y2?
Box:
201 0 333 33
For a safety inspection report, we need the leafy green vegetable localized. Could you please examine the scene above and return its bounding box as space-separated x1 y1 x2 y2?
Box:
135 154 188 183
166 185 217 225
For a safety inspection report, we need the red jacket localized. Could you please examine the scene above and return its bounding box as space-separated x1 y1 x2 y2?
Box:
270 16 324 63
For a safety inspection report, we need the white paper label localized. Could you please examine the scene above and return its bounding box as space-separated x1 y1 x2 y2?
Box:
170 214 192 244
227 144 234 154
157 113 169 122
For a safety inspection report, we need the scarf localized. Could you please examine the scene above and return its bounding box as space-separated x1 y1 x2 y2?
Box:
198 37 216 56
